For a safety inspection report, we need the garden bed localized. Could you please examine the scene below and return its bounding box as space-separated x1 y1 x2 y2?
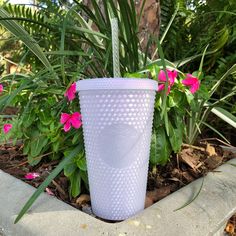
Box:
1 155 236 236
0 140 236 234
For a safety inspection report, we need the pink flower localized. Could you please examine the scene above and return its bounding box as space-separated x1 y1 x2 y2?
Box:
64 83 76 101
182 74 200 94
3 124 12 134
0 84 3 93
157 69 178 94
60 112 82 132
25 172 40 180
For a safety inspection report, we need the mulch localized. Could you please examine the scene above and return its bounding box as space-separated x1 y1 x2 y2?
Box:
0 140 236 234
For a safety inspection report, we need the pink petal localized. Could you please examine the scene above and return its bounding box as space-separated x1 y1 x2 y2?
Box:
45 187 54 196
182 74 200 94
190 81 200 94
182 78 198 86
64 83 76 101
168 70 177 85
60 113 71 124
167 85 171 95
158 84 165 91
25 172 40 180
182 74 199 86
64 120 71 132
0 84 3 93
157 84 171 95
70 112 82 129
3 124 12 134
158 70 167 82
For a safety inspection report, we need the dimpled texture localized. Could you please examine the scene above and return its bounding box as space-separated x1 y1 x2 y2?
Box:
78 87 156 220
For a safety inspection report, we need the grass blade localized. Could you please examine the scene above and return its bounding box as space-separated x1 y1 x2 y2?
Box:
174 177 204 211
211 107 236 128
210 64 236 96
152 4 179 60
14 145 81 224
202 121 230 144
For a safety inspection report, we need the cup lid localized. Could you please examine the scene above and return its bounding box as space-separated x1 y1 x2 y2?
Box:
76 78 158 91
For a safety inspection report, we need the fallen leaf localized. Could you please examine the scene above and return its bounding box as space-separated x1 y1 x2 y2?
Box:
204 155 223 169
206 143 216 156
179 148 200 170
76 194 90 206
145 196 153 208
182 171 195 182
147 186 171 202
225 222 234 234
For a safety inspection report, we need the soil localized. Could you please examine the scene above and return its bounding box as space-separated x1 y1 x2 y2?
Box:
0 140 236 234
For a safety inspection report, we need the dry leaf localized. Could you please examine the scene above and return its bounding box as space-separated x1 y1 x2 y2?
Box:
145 196 153 208
179 148 200 170
76 194 91 206
147 186 171 202
225 222 235 234
205 155 223 169
206 143 216 156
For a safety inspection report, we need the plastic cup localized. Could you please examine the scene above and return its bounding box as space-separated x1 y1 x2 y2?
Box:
76 78 157 220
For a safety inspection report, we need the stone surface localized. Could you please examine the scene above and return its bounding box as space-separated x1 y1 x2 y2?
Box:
0 159 236 236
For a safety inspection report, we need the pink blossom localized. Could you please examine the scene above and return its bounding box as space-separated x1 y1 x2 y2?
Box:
3 124 12 134
0 84 3 93
182 74 200 94
60 112 82 132
25 172 40 180
157 69 178 94
45 187 54 196
64 83 76 101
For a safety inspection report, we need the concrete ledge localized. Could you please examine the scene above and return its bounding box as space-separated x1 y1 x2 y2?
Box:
1 159 236 236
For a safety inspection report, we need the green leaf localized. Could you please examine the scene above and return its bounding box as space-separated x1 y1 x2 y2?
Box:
27 154 42 166
69 171 81 198
76 157 87 171
80 170 89 191
185 90 194 104
150 127 171 165
30 134 48 157
197 84 210 100
72 131 82 144
22 111 36 128
38 112 52 125
52 141 60 153
64 161 77 177
23 140 30 155
14 145 81 224
169 120 183 153
37 122 49 133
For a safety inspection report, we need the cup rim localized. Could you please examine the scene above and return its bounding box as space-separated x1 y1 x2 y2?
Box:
76 78 158 91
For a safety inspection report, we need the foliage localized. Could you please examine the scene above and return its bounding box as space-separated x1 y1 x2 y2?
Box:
160 0 236 117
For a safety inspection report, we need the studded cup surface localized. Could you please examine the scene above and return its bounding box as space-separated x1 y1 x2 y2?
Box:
78 89 156 220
